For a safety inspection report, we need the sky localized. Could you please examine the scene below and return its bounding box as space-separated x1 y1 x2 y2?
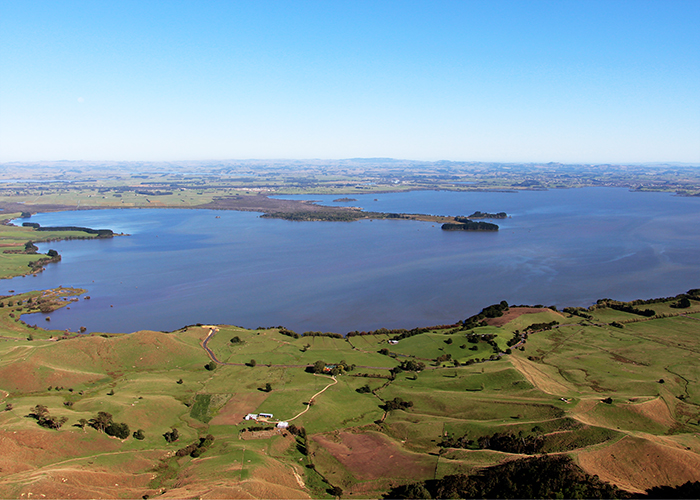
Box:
1 0 699 164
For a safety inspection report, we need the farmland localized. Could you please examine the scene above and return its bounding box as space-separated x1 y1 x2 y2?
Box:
0 287 699 498
0 164 699 497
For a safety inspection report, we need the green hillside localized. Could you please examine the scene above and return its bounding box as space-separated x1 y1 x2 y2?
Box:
1 289 699 498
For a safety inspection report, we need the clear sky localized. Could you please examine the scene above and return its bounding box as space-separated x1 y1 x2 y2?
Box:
1 0 698 164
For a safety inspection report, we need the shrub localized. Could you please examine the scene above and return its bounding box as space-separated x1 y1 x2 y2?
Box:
105 422 130 439
163 428 179 443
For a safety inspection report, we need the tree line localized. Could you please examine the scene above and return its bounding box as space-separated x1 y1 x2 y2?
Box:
441 220 499 231
22 222 114 237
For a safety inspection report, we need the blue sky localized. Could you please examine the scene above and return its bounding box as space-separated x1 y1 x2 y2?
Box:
1 0 698 163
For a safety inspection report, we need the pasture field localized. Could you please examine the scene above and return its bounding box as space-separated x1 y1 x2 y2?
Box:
0 290 699 498
0 222 104 278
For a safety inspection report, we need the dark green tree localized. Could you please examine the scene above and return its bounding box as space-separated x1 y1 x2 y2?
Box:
105 421 130 439
163 427 179 443
89 411 113 432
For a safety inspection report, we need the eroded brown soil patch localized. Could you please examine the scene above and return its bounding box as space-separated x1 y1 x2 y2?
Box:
0 429 122 475
484 307 556 327
311 431 434 481
627 397 676 428
209 391 269 425
576 435 700 493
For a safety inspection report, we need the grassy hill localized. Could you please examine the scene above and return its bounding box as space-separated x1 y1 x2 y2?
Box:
0 289 699 498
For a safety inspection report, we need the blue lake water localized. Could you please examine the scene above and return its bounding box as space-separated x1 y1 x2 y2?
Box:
4 188 700 334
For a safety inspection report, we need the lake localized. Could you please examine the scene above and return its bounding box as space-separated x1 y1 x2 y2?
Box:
5 188 700 334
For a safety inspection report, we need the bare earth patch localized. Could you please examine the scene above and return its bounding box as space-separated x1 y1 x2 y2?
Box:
509 355 571 396
485 307 555 327
160 457 310 500
311 431 434 481
627 397 676 428
576 435 700 493
209 391 269 425
0 358 103 393
0 429 121 476
0 430 164 499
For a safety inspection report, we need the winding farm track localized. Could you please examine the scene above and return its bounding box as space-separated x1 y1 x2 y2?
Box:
200 327 340 422
285 374 337 422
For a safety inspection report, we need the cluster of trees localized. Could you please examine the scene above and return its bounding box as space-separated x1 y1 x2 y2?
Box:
28 252 61 272
302 331 343 339
346 322 460 339
261 210 362 222
27 405 68 430
464 331 501 355
463 211 508 219
462 301 509 329
22 222 114 238
385 455 627 499
287 424 308 456
608 303 656 317
441 220 499 231
671 297 692 309
175 434 215 458
645 481 700 498
135 190 174 196
606 290 699 306
278 327 300 339
563 307 593 319
241 425 274 433
396 359 425 372
523 320 560 332
382 397 414 412
440 431 546 454
88 411 131 439
435 353 452 364
507 330 527 347
309 359 355 375
356 384 372 394
24 241 38 253
163 427 179 443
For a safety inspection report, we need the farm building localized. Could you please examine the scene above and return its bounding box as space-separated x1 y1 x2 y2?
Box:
244 413 258 420
259 412 273 419
277 421 289 429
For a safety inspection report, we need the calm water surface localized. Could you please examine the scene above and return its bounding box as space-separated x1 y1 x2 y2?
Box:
5 188 700 334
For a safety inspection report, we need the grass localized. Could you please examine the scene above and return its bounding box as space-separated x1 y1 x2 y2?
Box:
0 291 699 498
0 223 101 278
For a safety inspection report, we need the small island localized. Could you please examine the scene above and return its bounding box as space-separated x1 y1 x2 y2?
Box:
441 219 499 231
467 211 508 219
332 197 358 202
